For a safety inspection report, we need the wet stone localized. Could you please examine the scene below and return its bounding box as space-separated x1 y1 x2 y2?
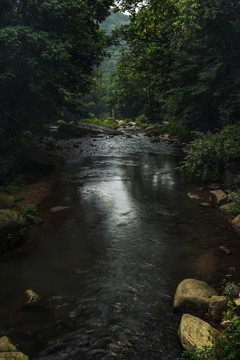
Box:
210 190 228 206
219 246 232 255
187 193 201 200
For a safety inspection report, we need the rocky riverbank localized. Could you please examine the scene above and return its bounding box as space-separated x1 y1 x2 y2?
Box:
174 277 240 355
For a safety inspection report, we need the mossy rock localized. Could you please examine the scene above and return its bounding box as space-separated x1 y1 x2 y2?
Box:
0 336 28 360
0 194 15 209
0 352 28 359
0 337 17 352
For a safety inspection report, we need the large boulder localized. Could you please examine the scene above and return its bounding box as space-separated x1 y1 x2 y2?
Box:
209 296 228 321
178 314 219 350
0 337 28 360
210 190 228 206
173 278 218 315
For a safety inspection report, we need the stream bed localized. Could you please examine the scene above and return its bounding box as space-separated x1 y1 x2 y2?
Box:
1 133 240 359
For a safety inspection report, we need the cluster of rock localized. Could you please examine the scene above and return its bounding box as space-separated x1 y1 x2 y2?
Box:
187 186 240 235
210 189 240 230
174 278 240 351
145 125 183 147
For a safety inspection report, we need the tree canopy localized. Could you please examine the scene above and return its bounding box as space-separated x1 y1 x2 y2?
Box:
110 0 240 129
0 0 113 132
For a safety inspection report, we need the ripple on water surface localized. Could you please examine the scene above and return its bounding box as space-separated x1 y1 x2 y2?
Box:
0 135 240 360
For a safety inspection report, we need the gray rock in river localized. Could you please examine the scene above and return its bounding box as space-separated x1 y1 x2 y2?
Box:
223 283 240 298
173 278 217 315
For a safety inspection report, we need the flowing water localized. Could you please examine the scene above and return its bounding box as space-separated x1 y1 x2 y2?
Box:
1 133 240 360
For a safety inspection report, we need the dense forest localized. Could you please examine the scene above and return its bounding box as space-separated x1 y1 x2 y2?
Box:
1 0 240 185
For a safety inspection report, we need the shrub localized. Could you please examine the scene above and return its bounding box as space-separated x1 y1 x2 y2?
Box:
225 190 240 216
0 175 26 195
179 125 240 182
135 114 149 123
160 121 189 138
21 204 37 216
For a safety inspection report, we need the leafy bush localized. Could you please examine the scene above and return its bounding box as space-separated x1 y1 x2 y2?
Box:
179 125 240 182
160 121 189 138
0 175 26 195
225 190 240 216
21 204 37 216
135 114 149 123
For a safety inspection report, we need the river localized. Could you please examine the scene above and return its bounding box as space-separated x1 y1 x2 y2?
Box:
1 133 240 359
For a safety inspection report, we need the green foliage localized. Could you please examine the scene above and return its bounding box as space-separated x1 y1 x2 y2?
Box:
179 125 240 182
78 117 120 130
0 0 113 130
21 204 37 216
111 0 240 130
0 175 26 194
136 114 149 123
160 122 189 139
225 190 240 216
7 227 27 248
81 10 129 119
0 0 114 181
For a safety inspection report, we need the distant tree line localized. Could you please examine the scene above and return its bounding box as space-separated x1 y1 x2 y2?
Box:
108 0 240 130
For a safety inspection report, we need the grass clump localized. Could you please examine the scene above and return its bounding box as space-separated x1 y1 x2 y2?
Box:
225 190 240 217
